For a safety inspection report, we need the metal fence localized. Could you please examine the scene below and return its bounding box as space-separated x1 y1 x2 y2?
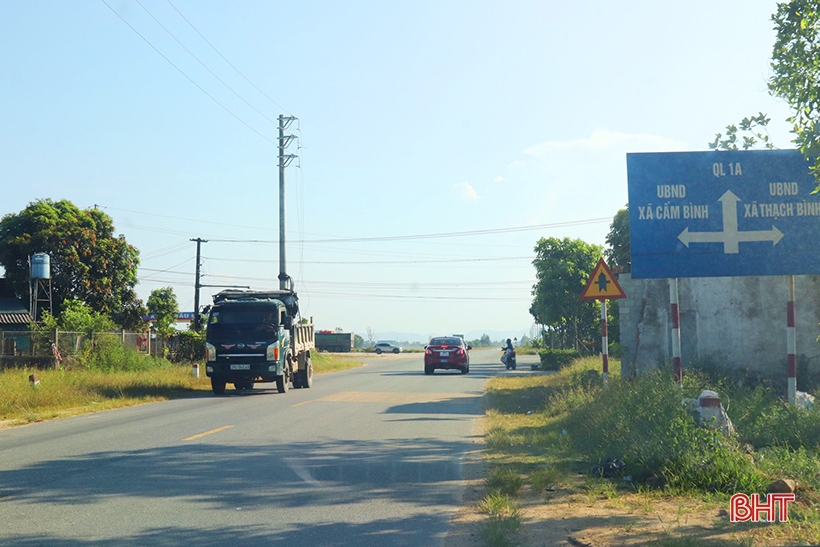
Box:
0 329 167 369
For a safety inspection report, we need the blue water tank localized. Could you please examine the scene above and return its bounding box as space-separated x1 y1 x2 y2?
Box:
30 253 51 279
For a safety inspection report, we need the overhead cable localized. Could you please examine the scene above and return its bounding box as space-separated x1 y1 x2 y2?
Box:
166 0 291 114
100 0 275 144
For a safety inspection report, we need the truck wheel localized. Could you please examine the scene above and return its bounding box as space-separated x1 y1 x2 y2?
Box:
303 359 313 388
275 373 288 394
295 357 313 388
211 378 226 395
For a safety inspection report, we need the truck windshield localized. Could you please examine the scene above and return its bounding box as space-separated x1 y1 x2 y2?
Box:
207 304 279 340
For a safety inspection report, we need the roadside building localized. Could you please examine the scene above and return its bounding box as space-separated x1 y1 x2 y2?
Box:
0 278 34 356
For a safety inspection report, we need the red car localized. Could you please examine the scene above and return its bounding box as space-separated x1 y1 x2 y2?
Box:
424 336 471 374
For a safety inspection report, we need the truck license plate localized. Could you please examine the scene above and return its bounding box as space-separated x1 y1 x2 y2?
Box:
440 351 449 357
230 364 251 370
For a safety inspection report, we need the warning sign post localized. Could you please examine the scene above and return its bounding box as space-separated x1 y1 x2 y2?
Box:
580 258 626 383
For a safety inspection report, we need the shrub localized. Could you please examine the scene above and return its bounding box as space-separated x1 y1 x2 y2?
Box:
538 349 580 371
561 369 766 493
172 330 206 362
87 334 169 372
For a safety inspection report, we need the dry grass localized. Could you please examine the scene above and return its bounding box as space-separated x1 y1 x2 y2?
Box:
0 365 209 426
0 353 363 427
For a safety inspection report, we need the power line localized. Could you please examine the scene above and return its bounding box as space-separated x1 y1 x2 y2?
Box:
102 204 278 232
140 267 533 288
139 257 194 280
206 217 612 244
166 0 291 115
100 0 275 144
202 255 534 265
140 241 192 260
102 204 608 247
135 0 281 127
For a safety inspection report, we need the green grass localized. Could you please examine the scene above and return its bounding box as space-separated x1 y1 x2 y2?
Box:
485 466 524 497
477 491 523 547
311 352 364 374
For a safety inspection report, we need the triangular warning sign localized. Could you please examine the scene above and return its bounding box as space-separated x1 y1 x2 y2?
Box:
580 258 626 301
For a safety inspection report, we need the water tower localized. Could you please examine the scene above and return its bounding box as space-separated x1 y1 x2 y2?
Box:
30 252 52 321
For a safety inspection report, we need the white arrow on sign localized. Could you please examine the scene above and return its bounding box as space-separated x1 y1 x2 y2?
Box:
678 190 784 254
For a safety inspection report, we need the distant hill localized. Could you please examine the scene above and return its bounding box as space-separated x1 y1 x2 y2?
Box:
465 329 531 344
373 329 531 345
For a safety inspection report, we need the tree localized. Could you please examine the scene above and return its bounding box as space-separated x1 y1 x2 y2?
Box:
605 206 630 271
353 334 365 349
529 237 602 350
604 207 630 346
147 287 179 337
708 113 774 151
0 199 142 326
38 300 116 334
770 1 820 184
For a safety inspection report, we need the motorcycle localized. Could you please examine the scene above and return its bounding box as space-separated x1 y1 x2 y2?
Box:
501 348 517 370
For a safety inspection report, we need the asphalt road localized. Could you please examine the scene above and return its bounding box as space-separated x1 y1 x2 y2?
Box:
0 348 539 547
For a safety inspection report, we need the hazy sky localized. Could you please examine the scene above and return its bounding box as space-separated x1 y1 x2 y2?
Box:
0 1 796 340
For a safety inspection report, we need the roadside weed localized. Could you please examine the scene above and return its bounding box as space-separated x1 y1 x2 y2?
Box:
486 466 524 497
478 492 521 518
528 465 563 494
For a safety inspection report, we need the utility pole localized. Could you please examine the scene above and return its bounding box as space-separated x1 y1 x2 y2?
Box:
191 238 208 331
278 114 298 290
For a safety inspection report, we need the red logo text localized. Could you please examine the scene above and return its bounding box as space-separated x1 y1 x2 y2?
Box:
730 493 795 523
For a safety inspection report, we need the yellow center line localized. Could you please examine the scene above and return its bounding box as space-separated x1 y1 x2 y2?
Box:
183 425 234 441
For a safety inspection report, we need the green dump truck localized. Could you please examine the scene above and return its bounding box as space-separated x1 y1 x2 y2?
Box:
204 289 315 394
315 331 354 352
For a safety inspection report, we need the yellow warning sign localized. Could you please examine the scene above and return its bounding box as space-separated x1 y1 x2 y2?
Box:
580 258 626 301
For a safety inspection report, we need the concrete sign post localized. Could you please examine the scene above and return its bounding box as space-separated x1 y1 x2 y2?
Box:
627 150 820 401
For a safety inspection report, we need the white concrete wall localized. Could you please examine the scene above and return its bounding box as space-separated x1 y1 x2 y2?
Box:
619 273 820 378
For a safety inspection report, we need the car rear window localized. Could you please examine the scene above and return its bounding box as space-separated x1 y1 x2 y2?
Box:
429 337 462 346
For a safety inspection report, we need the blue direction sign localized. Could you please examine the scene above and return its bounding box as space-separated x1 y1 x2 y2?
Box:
627 150 820 278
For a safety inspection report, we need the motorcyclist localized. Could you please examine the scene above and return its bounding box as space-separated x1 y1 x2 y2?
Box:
501 338 514 365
